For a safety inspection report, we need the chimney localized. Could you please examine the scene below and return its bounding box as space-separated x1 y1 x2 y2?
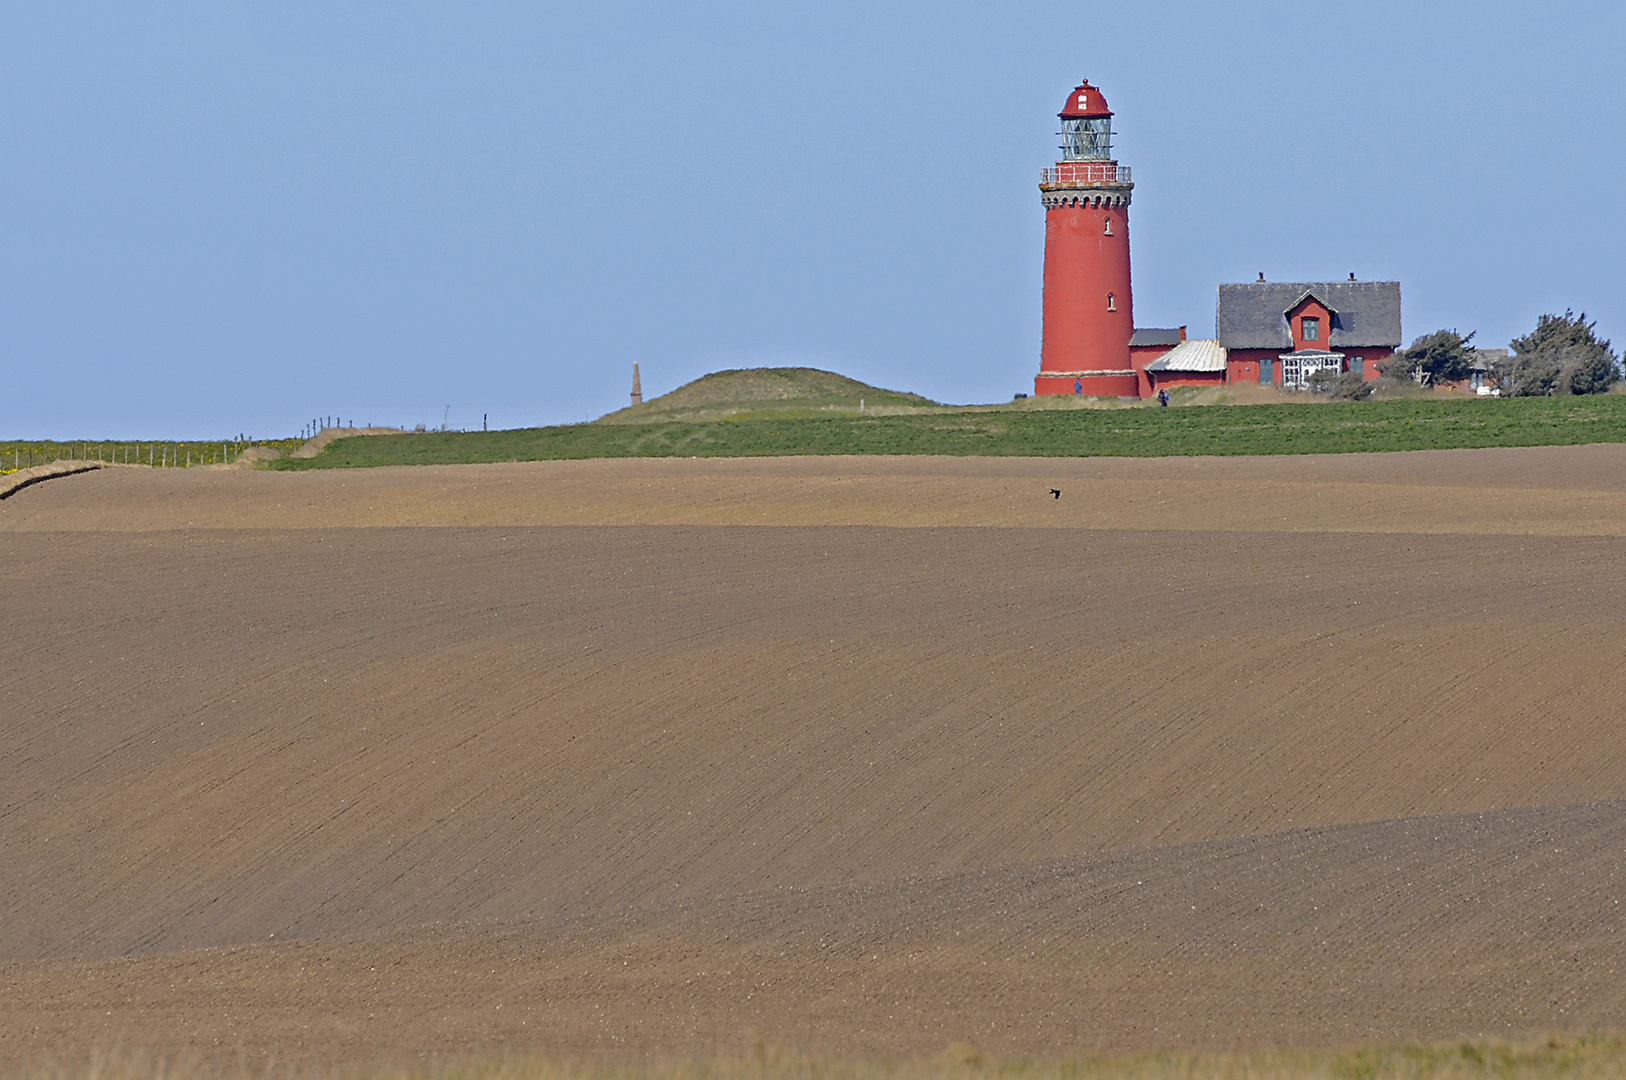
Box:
630 362 643 407
1178 325 1187 341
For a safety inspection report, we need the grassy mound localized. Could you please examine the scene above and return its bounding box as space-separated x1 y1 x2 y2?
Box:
597 367 936 423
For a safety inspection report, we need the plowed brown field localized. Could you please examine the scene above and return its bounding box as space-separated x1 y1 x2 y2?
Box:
3 448 1625 1069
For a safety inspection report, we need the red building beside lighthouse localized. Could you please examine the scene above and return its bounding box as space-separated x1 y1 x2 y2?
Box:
1034 80 1138 397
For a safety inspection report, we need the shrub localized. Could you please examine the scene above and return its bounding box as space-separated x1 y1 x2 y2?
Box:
1306 370 1374 400
1502 311 1619 395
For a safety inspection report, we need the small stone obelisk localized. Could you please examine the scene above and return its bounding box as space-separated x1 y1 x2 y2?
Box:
630 362 643 406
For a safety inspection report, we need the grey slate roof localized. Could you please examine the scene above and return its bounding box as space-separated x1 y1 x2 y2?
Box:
1130 327 1183 347
1216 281 1401 349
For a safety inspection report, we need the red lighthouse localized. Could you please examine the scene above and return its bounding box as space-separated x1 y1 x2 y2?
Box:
1034 79 1136 396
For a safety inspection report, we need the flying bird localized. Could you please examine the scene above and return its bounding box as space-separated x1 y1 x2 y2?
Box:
1050 488 1061 499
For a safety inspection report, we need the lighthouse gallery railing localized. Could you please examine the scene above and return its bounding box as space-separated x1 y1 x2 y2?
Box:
1040 163 1131 186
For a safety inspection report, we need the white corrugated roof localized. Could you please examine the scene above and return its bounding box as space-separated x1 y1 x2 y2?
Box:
1144 338 1227 372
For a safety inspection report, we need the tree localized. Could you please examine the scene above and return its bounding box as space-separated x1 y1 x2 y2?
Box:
1379 329 1477 386
1503 311 1619 396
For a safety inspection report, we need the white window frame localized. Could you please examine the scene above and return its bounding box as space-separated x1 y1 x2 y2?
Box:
1280 353 1344 390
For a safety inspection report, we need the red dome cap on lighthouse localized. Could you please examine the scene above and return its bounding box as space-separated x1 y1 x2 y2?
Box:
1059 80 1112 119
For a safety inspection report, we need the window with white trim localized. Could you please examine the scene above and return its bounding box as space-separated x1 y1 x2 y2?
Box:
1280 353 1343 390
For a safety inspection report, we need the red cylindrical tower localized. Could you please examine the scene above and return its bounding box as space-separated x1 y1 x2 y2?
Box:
1035 79 1136 397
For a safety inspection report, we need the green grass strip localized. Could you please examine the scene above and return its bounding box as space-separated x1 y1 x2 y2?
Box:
272 395 1626 470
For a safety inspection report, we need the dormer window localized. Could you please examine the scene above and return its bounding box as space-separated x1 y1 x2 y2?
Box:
1302 317 1320 342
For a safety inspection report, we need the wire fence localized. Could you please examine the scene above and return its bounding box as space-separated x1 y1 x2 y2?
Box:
0 439 304 476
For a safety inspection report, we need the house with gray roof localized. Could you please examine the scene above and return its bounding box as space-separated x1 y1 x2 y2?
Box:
1216 278 1402 389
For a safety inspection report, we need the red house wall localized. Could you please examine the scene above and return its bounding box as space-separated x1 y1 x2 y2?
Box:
1130 343 1168 398
1346 348 1394 380
1226 349 1277 386
1148 370 1225 393
1224 345 1397 385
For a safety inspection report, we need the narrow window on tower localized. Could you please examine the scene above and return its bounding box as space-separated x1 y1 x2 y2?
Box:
1302 317 1320 342
1103 217 1113 236
1106 293 1116 311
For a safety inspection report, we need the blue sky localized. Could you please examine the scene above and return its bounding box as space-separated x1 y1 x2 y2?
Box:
2 1 1622 436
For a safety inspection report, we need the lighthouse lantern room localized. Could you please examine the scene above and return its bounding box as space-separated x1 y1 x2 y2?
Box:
1059 84 1113 161
1035 79 1139 397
